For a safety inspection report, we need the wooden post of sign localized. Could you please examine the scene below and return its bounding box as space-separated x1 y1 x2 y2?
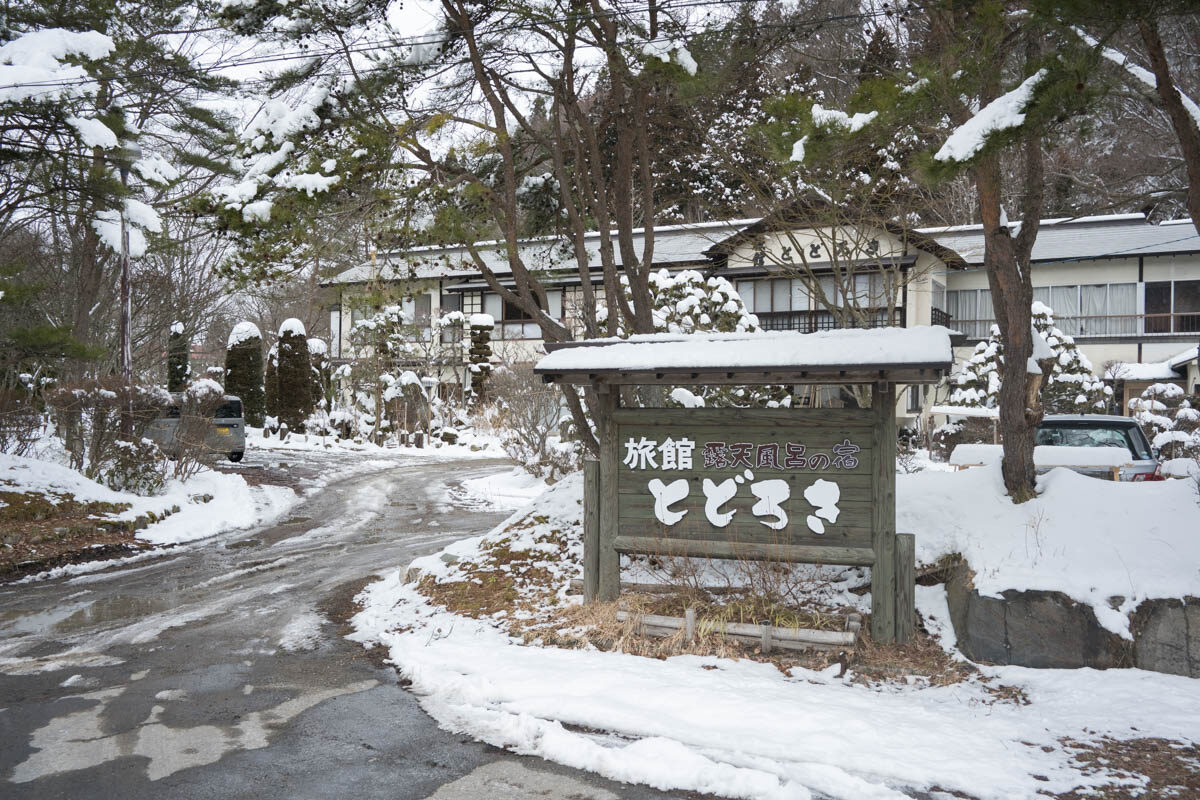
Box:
871 382 898 643
583 457 600 602
596 386 621 602
895 532 915 643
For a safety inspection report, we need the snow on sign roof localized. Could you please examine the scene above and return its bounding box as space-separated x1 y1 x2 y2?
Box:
535 326 954 385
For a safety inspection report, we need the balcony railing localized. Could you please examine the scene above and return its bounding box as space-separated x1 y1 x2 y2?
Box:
754 309 905 333
931 308 951 328
951 312 1200 339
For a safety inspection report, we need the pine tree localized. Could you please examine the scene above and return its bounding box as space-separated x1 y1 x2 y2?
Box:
167 322 189 392
948 325 1003 408
945 304 1110 414
275 319 312 433
224 322 265 427
1032 303 1111 414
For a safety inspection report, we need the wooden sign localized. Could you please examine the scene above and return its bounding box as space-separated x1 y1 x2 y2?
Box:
612 408 878 567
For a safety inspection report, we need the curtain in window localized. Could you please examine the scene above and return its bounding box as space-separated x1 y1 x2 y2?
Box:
754 280 773 313
736 281 756 312
1033 286 1051 309
978 289 994 325
790 279 810 311
952 290 978 336
1080 285 1108 335
772 279 791 313
1052 286 1081 335
1107 283 1136 335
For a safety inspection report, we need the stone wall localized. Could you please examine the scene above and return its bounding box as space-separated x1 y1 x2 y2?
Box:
942 563 1199 677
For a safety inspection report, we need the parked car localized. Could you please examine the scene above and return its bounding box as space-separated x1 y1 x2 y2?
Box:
145 394 246 463
1034 414 1162 481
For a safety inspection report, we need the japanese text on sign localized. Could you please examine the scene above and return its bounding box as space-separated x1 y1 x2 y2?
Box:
623 437 860 472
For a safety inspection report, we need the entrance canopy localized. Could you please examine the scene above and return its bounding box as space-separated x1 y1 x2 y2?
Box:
534 325 955 387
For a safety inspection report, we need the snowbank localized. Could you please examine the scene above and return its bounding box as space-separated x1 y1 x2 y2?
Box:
948 443 1135 468
0 453 298 551
349 459 1200 800
899 463 1200 636
451 467 548 512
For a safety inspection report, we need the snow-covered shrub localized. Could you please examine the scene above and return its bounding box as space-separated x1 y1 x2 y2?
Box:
46 381 171 492
488 364 569 479
930 418 993 462
0 387 43 456
945 302 1110 414
170 379 225 481
225 321 265 427
599 269 789 408
276 318 313 433
107 438 168 495
1130 383 1200 460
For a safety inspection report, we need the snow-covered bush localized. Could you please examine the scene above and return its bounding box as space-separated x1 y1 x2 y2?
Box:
46 381 171 493
1130 383 1200 460
945 302 1110 414
276 318 313 433
225 321 265 427
487 364 573 479
599 269 790 408
107 438 168 495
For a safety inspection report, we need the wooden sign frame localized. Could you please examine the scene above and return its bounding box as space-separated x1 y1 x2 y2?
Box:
583 383 909 643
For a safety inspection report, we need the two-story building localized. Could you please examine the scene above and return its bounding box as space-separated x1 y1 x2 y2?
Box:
323 212 1200 416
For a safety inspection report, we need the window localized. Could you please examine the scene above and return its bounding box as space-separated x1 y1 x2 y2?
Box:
907 385 924 413
413 294 432 327
461 291 483 315
932 280 946 312
1176 280 1200 332
441 293 461 314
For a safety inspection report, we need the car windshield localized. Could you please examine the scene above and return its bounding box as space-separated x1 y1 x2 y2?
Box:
1035 422 1153 460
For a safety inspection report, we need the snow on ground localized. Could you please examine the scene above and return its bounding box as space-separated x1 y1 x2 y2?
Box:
0 452 299 548
899 463 1200 637
243 427 506 462
350 464 1200 800
447 467 548 512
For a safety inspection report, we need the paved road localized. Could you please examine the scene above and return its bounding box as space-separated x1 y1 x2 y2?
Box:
0 452 692 799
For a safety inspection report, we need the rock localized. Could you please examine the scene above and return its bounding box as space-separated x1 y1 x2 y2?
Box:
1134 599 1193 677
439 553 458 565
945 563 1128 669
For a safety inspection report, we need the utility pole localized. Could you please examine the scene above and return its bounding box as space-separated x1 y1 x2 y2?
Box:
117 142 141 439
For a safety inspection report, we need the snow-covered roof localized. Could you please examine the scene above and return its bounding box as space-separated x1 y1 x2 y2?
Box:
1108 346 1198 381
535 326 954 385
921 214 1200 265
324 219 760 287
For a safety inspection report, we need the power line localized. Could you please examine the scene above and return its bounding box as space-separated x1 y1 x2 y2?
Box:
0 0 889 93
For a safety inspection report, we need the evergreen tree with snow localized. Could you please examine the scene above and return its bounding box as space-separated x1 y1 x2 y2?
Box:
601 269 789 408
1130 383 1200 460
275 319 312 434
167 322 189 392
945 303 1110 414
307 338 330 409
1031 303 1112 414
948 325 1002 408
224 322 265 427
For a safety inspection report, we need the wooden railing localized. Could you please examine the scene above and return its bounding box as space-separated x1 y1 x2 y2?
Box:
754 308 905 333
951 312 1200 339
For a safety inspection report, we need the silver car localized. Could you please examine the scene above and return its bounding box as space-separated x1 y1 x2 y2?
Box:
1034 414 1162 481
145 394 246 463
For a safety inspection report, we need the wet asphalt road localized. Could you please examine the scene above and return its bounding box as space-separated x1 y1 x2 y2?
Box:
0 449 693 800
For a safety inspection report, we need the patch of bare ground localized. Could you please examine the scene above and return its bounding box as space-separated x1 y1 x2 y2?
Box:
1053 737 1200 799
0 487 163 580
319 574 395 670
409 514 999 693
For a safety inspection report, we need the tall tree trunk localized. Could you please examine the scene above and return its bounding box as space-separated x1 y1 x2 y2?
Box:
1138 18 1200 237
